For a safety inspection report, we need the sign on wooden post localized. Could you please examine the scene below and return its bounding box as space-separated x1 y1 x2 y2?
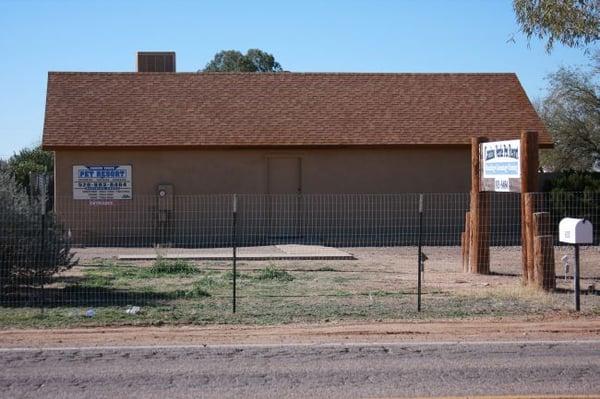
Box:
469 131 539 281
469 137 490 274
520 130 539 285
480 139 521 192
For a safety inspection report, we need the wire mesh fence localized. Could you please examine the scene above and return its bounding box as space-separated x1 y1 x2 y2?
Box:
528 192 600 299
52 193 474 248
0 192 599 326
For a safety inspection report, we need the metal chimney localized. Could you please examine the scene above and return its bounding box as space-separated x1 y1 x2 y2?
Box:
136 52 176 72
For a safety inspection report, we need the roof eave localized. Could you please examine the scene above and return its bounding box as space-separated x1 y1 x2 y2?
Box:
42 142 554 151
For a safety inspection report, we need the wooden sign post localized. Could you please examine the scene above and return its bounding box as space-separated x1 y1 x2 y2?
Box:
467 131 539 277
469 137 490 274
520 130 539 285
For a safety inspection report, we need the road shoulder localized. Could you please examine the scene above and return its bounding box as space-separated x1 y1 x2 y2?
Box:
1 316 600 349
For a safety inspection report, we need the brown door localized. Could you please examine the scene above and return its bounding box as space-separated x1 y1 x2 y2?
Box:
267 157 301 240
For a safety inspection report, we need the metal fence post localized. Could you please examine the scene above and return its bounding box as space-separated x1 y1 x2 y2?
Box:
232 194 238 314
37 175 49 315
417 194 423 312
574 244 580 312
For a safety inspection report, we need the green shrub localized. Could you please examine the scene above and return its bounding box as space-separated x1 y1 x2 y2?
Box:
542 171 600 244
543 170 600 192
6 145 53 192
149 258 198 276
254 266 294 281
0 169 75 290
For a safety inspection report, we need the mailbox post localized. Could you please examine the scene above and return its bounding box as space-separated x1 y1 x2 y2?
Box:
559 218 594 311
574 244 580 311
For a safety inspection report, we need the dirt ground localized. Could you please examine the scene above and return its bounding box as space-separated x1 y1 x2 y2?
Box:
74 245 600 293
1 315 599 348
2 245 599 329
2 242 600 347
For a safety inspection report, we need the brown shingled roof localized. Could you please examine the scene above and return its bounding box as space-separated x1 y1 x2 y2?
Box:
42 72 550 149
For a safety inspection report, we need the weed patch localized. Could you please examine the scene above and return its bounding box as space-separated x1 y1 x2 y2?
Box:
195 275 225 290
316 266 336 272
149 258 199 276
182 283 211 298
222 270 248 281
254 266 294 281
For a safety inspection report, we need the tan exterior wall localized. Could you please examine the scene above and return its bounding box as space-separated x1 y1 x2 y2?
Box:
52 148 472 247
54 147 470 197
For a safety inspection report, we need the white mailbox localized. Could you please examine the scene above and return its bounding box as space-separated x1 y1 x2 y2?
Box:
559 218 593 244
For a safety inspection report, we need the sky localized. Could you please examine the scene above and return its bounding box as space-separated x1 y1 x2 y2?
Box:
0 0 594 158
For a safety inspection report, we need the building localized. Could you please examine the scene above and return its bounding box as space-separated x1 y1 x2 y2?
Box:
42 52 551 247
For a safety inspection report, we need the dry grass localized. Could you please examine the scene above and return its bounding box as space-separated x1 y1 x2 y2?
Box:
1 246 599 328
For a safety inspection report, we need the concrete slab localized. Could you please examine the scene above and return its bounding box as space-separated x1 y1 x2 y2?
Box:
106 245 355 261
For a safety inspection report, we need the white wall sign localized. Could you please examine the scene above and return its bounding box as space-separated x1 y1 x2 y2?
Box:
481 139 520 179
73 165 132 200
479 139 522 192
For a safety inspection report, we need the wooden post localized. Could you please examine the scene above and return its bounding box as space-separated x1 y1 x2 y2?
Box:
534 236 556 291
524 194 535 284
532 211 551 237
462 211 471 272
469 137 490 274
480 191 490 274
520 130 539 285
533 212 555 290
461 232 466 272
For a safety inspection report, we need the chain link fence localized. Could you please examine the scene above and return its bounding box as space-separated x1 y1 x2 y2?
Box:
1 192 599 326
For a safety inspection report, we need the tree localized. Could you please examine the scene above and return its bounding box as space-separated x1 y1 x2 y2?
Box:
538 56 600 171
7 145 53 190
0 168 75 293
202 49 283 72
513 0 600 51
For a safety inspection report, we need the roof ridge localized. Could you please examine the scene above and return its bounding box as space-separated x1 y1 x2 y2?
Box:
47 71 518 76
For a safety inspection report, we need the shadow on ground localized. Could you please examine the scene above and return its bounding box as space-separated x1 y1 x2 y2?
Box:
0 276 177 308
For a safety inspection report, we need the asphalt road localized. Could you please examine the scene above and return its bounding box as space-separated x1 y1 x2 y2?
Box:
1 341 599 398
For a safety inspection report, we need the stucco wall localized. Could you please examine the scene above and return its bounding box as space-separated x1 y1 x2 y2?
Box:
52 148 473 247
54 147 471 196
